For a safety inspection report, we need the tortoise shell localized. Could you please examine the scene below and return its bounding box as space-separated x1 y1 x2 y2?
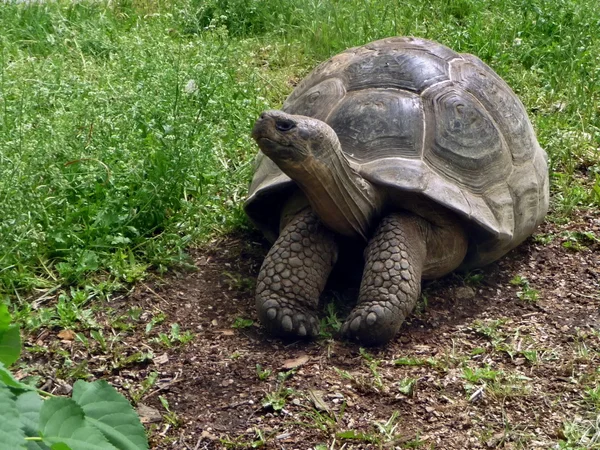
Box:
245 37 549 267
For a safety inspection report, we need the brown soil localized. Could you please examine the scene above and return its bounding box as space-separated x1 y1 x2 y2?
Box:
22 211 600 449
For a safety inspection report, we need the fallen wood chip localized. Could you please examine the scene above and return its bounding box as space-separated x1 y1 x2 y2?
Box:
307 389 330 412
280 353 309 370
469 385 485 402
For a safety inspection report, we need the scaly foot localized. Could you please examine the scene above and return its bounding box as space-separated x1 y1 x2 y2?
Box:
256 209 337 339
342 213 427 346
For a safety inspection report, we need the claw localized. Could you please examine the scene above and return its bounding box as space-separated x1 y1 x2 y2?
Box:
366 311 378 325
281 315 293 332
349 316 362 332
298 324 307 336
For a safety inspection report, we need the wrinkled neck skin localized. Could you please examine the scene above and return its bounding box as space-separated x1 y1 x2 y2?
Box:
278 132 382 241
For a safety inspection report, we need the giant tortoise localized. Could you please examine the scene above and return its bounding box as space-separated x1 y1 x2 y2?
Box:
245 37 549 345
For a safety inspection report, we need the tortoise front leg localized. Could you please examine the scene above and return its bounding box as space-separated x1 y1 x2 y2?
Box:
342 213 427 346
256 209 337 338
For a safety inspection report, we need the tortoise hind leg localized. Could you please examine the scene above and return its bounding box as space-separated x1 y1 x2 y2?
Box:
256 209 337 338
342 213 427 346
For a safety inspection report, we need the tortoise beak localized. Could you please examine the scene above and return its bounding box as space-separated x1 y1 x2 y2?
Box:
252 113 271 141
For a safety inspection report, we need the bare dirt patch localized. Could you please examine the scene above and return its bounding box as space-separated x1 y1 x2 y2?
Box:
21 212 600 449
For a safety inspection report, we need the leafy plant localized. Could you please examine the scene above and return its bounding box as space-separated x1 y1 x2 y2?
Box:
261 370 295 412
359 348 384 389
397 378 417 397
561 231 599 252
0 304 148 449
319 301 343 339
159 395 180 427
232 317 254 329
151 323 194 348
510 275 540 303
373 410 401 441
256 364 272 381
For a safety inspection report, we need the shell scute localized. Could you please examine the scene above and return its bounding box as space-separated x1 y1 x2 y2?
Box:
450 55 538 164
344 50 450 92
327 90 424 161
422 82 511 193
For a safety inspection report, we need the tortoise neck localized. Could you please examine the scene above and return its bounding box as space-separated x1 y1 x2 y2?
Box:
286 139 381 240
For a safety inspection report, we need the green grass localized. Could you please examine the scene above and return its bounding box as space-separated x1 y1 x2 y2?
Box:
1 0 599 314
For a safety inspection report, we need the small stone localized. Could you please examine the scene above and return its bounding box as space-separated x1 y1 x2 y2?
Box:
137 404 162 424
454 286 475 300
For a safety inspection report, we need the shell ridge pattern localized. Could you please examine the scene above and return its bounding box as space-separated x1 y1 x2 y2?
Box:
449 56 537 164
422 82 511 194
326 88 425 162
344 48 451 93
418 79 454 98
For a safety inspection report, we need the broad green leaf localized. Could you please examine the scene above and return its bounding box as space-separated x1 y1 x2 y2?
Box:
72 380 149 450
16 391 43 435
28 440 52 450
15 391 50 450
0 324 21 367
0 364 34 391
0 385 27 450
39 397 118 450
0 304 10 330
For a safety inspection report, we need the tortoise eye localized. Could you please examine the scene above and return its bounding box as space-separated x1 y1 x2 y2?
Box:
275 120 296 132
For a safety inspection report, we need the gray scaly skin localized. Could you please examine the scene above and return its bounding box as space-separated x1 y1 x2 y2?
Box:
256 209 337 338
252 110 468 345
342 213 426 345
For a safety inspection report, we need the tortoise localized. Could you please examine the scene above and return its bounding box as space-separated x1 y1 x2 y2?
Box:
245 37 549 345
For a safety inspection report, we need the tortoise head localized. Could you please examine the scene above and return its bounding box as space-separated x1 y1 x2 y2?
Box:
252 110 338 172
252 110 380 240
